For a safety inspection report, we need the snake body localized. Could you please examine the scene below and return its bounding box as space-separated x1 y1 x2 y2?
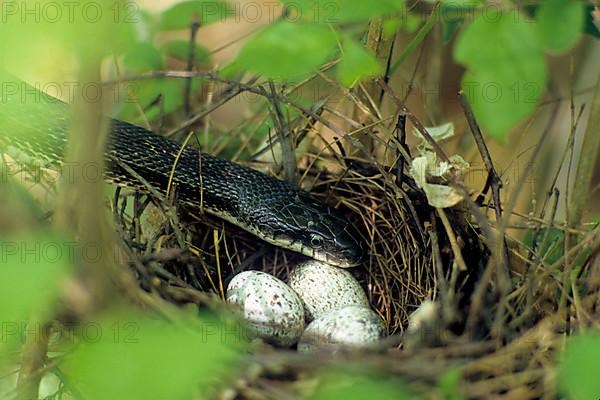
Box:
0 74 363 267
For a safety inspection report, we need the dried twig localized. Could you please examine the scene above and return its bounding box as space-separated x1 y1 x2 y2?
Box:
183 18 201 116
459 93 511 287
377 78 451 164
268 81 297 186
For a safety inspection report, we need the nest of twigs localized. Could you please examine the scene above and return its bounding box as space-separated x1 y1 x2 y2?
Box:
106 78 599 399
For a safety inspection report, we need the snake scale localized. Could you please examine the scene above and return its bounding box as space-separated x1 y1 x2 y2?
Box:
0 74 363 267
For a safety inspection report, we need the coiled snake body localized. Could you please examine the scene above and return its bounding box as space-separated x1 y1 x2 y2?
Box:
0 75 363 268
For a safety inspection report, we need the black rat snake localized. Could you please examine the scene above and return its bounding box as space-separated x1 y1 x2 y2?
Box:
0 74 363 268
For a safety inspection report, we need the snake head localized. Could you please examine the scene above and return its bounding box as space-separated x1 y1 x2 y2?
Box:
236 176 364 267
305 212 365 268
274 191 365 268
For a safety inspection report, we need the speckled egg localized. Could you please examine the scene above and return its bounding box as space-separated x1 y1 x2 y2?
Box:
227 270 305 347
298 305 384 352
288 260 369 321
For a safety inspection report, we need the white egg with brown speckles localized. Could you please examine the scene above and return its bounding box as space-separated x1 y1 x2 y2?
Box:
288 260 369 321
227 270 305 347
298 305 384 352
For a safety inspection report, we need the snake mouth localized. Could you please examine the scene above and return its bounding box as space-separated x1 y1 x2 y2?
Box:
268 235 362 268
311 247 364 269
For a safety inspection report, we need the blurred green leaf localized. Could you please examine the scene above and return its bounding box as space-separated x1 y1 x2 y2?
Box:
159 0 228 30
440 0 484 4
62 314 242 400
384 14 420 35
537 0 584 52
440 2 476 43
454 14 547 140
442 19 461 43
337 39 381 87
0 234 71 323
559 332 600 399
123 42 164 73
523 227 591 269
231 21 336 79
0 165 46 221
310 372 416 400
0 0 136 69
524 227 565 266
382 17 403 37
279 0 404 24
115 78 201 123
162 40 210 65
132 8 160 40
437 367 464 400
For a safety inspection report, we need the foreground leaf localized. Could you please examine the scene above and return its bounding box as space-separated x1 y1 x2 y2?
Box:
454 13 547 140
231 21 336 79
0 234 71 324
337 39 381 87
279 0 404 24
62 314 242 400
0 0 135 69
0 232 72 357
559 332 600 399
537 0 584 52
123 42 164 72
311 372 416 400
159 0 228 29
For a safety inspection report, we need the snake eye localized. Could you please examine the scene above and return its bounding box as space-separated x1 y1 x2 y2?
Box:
310 234 324 248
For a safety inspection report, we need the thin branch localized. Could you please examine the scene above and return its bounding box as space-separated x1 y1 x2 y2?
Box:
394 115 408 188
268 81 297 186
459 93 510 282
183 18 201 116
377 78 451 164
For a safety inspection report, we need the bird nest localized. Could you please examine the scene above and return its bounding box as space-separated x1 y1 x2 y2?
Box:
106 80 599 399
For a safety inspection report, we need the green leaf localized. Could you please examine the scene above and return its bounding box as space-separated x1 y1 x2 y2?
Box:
398 14 421 34
442 19 462 43
559 333 600 399
523 226 591 270
279 0 404 24
62 314 241 400
537 0 584 52
0 155 47 220
231 21 337 79
440 0 483 5
310 372 416 400
0 0 136 69
337 39 382 87
162 40 210 65
123 42 164 72
0 234 71 323
382 17 403 37
159 0 228 30
524 227 564 265
128 8 160 42
437 367 464 400
115 78 201 123
440 2 477 43
454 13 547 140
